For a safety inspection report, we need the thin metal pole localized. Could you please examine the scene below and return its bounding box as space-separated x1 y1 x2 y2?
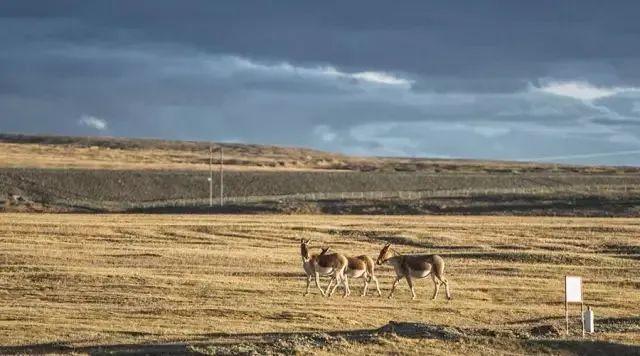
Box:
581 302 585 337
220 146 224 207
209 145 213 207
566 301 569 336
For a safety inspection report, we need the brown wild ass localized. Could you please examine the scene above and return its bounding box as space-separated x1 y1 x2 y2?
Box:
300 239 350 297
376 243 451 300
324 253 382 297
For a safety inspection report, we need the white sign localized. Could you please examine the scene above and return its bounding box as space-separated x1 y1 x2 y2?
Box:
565 276 582 303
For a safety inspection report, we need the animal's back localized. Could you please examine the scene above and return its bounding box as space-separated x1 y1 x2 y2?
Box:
401 254 445 275
317 253 347 269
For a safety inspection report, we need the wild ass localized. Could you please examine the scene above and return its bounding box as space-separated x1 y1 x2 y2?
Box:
376 243 451 300
324 252 382 297
300 239 350 297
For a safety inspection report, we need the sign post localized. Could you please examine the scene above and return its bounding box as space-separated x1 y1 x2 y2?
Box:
565 276 584 337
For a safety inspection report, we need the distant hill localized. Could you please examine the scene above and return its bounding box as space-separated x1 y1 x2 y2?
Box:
2 132 637 174
1 133 639 216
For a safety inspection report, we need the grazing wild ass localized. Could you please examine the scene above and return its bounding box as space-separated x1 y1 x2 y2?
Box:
300 239 350 297
376 243 451 300
324 252 382 297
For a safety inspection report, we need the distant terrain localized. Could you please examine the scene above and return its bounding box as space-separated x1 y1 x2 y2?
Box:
1 133 639 215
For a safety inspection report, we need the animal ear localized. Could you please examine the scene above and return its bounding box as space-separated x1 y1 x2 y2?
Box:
300 238 304 243
384 242 392 247
305 239 311 244
320 247 330 255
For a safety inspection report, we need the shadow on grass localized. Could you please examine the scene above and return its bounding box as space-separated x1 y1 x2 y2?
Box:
0 328 378 356
525 339 640 356
1 321 638 356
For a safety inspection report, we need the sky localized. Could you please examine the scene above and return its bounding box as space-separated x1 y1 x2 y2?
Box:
2 1 640 165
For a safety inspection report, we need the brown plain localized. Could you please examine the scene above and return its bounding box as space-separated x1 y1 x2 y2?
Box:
0 213 638 354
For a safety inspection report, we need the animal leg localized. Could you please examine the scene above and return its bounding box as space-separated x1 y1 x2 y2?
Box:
324 277 335 296
314 272 326 297
431 274 441 300
406 276 416 300
304 275 312 296
362 276 369 297
438 276 451 300
328 275 341 297
342 274 351 298
388 276 402 299
371 275 382 296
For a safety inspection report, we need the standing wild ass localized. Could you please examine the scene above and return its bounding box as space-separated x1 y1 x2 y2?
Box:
324 252 382 297
300 239 350 297
376 243 451 300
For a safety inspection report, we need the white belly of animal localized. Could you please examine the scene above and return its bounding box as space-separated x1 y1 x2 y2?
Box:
409 269 431 278
347 269 366 278
316 266 335 275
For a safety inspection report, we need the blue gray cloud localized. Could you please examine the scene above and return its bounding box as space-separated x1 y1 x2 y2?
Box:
1 1 640 165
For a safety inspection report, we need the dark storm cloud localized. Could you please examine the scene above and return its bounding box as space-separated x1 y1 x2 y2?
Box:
4 1 640 84
1 1 640 164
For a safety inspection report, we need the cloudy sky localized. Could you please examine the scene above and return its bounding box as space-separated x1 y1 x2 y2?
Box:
2 1 640 165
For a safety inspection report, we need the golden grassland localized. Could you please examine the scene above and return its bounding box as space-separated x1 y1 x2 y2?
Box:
0 214 639 354
0 141 594 174
0 142 329 171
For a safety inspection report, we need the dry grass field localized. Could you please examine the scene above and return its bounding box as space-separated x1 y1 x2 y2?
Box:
0 142 332 171
0 213 638 355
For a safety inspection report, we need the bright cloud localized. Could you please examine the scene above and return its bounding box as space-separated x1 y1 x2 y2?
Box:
350 71 412 86
78 115 108 130
228 56 413 88
535 81 640 101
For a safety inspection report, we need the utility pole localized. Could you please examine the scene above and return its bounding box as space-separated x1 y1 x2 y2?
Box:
220 145 224 206
209 145 213 207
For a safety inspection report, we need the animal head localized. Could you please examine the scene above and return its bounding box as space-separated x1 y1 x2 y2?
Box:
376 243 393 265
300 238 311 261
